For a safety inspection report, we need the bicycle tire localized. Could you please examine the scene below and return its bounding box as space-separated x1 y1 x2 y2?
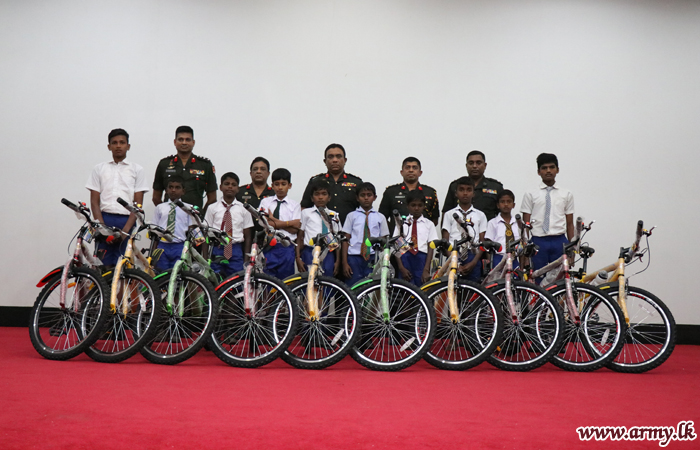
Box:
85 268 161 363
423 278 504 370
351 279 436 371
546 281 626 372
281 275 361 369
209 273 299 368
29 266 110 360
597 283 676 373
140 271 219 365
487 280 564 371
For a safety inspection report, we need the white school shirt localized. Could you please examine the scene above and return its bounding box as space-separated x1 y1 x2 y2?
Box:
204 199 254 244
484 214 521 255
520 183 574 237
85 158 149 215
259 195 301 240
300 206 341 247
342 207 390 256
442 205 488 245
153 200 196 243
392 216 439 254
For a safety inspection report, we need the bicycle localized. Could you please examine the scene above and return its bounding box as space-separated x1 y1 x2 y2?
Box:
520 217 627 372
208 204 299 368
30 199 112 360
83 198 173 363
281 222 362 369
350 232 436 371
140 200 228 365
575 220 676 373
419 211 503 370
480 214 565 371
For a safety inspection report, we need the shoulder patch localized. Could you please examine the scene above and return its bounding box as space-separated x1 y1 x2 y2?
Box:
194 154 211 163
309 172 325 181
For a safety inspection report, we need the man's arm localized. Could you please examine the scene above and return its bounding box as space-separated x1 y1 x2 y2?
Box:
565 213 574 241
152 190 163 206
522 213 531 225
203 191 217 213
243 227 252 256
299 179 314 209
296 230 306 272
122 191 144 233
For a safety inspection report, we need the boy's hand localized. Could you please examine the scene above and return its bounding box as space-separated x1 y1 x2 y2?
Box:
399 266 412 281
343 262 353 279
458 262 475 275
296 257 306 273
421 269 431 284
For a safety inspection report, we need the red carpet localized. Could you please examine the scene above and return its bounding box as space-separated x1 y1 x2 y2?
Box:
1 327 697 449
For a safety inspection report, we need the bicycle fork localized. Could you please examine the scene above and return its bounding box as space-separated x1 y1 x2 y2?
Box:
446 252 460 323
562 257 581 325
379 249 391 322
306 245 322 321
504 253 519 323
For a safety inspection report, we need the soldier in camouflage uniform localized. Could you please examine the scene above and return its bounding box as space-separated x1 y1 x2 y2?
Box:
442 150 503 223
378 156 439 234
300 143 362 224
152 125 217 211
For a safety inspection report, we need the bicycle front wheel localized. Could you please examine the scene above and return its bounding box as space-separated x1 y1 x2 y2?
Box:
85 268 161 363
281 276 361 369
423 279 503 370
487 280 564 371
351 279 436 371
140 271 219 365
209 273 298 368
29 267 110 360
597 283 676 373
546 282 626 371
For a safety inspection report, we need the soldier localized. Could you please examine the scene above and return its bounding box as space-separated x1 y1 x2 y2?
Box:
378 156 439 234
300 143 363 224
152 125 217 211
442 150 503 223
236 156 274 209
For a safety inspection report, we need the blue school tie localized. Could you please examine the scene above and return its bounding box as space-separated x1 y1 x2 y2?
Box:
316 210 329 234
543 186 553 234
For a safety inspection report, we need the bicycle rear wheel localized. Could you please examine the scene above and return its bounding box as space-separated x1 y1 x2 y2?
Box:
351 279 436 371
597 283 676 373
29 267 110 360
423 279 503 370
209 273 298 368
487 280 564 371
140 271 218 365
85 268 161 363
281 276 361 369
546 282 626 371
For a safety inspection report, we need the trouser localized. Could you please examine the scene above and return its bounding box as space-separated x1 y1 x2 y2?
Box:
346 254 373 287
264 245 296 280
531 235 568 272
400 251 427 286
98 212 131 266
156 242 185 271
211 243 245 279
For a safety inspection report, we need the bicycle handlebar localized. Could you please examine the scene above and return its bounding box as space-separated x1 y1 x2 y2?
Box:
480 239 502 253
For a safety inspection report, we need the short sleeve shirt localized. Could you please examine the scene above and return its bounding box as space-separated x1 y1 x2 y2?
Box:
86 159 149 215
443 177 503 221
259 196 302 240
342 208 390 256
153 200 196 243
520 183 574 237
484 214 521 255
300 206 342 247
204 199 254 243
392 216 439 254
300 172 362 223
378 182 439 233
442 205 488 245
153 154 217 209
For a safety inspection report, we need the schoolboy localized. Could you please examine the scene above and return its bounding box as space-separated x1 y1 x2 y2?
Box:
296 180 341 277
393 190 438 286
484 190 520 268
86 128 149 267
151 177 195 270
204 172 254 278
520 153 574 271
441 176 488 282
341 182 390 286
259 168 301 279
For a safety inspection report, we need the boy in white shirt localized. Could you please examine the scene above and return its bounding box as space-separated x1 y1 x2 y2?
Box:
341 182 390 286
393 190 438 286
85 128 149 266
441 177 488 282
520 153 574 272
296 180 341 277
484 190 520 269
152 177 196 271
259 168 301 279
204 172 254 278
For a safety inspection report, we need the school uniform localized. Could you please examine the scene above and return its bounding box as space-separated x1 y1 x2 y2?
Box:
442 205 488 281
520 183 574 271
342 207 390 286
85 158 149 266
259 195 301 279
485 213 521 268
299 206 341 276
393 215 439 286
204 199 254 278
153 199 196 271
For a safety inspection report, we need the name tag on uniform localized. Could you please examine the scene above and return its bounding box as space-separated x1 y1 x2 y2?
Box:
483 189 497 194
394 195 405 200
242 195 252 200
190 169 205 175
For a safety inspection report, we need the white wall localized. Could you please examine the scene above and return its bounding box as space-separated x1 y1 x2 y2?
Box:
2 0 699 323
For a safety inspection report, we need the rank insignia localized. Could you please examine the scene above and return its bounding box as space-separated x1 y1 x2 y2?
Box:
190 169 205 175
